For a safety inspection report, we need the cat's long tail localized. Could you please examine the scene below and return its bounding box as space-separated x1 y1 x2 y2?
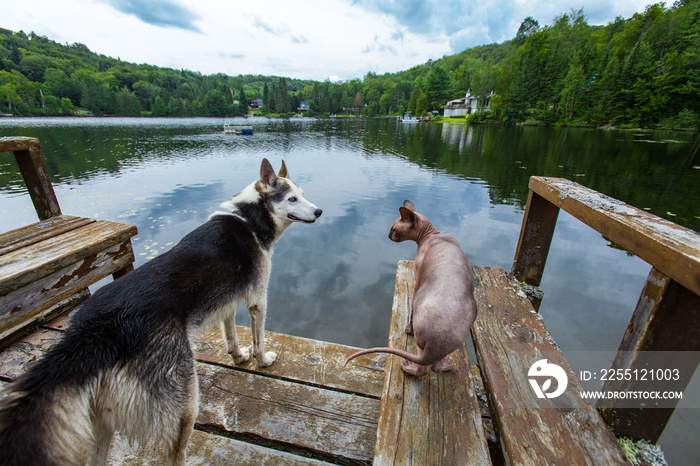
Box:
344 347 436 367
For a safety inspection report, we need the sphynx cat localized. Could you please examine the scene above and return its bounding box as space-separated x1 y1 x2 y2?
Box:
345 200 477 377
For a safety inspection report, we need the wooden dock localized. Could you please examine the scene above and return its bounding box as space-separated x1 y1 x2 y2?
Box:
2 135 698 465
0 260 629 465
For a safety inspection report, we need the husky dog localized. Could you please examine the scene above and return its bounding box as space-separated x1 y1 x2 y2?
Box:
0 159 321 465
345 200 476 377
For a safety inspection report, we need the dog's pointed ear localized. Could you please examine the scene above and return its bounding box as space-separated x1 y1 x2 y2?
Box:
399 207 415 223
403 200 417 212
278 160 288 178
259 158 278 188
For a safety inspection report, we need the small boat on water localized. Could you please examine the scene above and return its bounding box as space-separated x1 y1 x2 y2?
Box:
397 112 427 123
224 125 253 135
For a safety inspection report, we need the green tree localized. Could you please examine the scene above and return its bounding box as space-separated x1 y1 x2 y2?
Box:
425 66 453 111
0 82 21 112
115 86 141 116
203 88 226 116
153 95 166 116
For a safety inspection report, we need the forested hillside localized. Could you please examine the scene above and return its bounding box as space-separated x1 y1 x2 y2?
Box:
1 1 698 129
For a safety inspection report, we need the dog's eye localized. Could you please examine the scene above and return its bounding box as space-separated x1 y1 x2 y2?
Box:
288 196 297 202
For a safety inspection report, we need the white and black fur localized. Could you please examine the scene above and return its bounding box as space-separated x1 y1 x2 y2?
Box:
0 158 321 465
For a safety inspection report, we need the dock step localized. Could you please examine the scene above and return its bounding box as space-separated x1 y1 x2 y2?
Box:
0 313 386 465
471 266 627 465
369 260 491 465
0 215 137 348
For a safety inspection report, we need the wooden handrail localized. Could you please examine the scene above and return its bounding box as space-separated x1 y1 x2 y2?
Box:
0 136 61 220
512 176 700 442
0 136 41 153
513 176 700 297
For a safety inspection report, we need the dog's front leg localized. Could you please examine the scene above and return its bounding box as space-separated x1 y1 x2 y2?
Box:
246 296 277 367
223 310 251 364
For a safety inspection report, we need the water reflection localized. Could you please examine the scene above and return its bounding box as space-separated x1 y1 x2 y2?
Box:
0 118 698 462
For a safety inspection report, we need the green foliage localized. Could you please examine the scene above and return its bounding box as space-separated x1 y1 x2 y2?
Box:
0 2 698 127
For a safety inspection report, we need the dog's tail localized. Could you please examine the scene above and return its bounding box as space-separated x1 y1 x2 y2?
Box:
344 347 432 367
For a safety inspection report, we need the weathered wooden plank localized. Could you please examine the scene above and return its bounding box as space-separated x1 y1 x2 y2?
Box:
0 136 40 153
512 189 560 293
0 325 380 464
196 362 379 463
599 267 700 442
529 176 700 297
0 220 137 294
5 317 386 401
0 240 135 332
108 429 337 465
0 216 93 255
13 146 62 220
0 288 89 350
371 260 490 466
471 266 627 465
195 326 386 398
0 327 64 380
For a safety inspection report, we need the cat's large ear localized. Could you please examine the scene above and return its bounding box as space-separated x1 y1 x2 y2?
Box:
403 200 417 212
399 206 415 223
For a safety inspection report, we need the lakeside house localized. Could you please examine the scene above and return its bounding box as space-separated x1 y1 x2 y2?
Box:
250 99 263 109
298 101 309 112
444 90 493 117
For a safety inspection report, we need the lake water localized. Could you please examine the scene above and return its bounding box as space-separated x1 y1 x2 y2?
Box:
1 117 698 462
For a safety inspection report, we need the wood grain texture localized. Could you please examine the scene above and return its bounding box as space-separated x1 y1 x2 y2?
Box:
0 216 93 255
0 288 89 351
512 190 560 290
14 147 62 220
0 321 381 464
197 362 379 463
108 429 338 465
196 325 386 398
0 136 40 152
471 266 627 465
372 260 491 466
0 220 137 293
529 176 700 296
0 239 135 332
599 267 700 442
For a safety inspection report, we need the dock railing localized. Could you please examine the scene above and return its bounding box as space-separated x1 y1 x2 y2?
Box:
512 176 700 442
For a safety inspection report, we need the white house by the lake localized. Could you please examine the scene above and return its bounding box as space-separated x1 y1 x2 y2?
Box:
443 90 493 117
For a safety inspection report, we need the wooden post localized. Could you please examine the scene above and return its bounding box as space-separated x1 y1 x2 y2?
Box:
14 147 62 220
0 137 61 220
599 267 700 442
511 189 560 291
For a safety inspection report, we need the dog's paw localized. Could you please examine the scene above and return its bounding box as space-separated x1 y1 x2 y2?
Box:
230 346 252 364
258 351 277 367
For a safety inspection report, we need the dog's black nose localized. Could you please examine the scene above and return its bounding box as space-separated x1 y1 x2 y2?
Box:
314 208 323 218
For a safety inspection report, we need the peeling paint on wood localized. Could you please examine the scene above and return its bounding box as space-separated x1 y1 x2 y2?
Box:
528 176 700 297
0 217 137 340
0 319 381 464
196 326 386 398
108 429 338 465
471 266 627 465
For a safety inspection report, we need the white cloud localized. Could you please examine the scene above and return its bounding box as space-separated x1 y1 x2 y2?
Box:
3 0 652 81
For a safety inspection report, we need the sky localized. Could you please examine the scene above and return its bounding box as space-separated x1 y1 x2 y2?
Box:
4 0 653 82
